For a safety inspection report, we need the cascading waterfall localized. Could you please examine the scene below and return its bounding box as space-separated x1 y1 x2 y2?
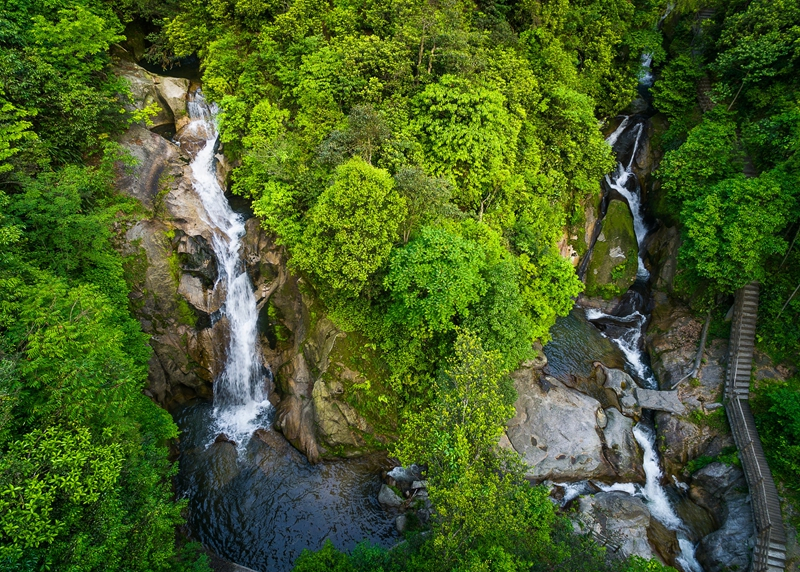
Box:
583 114 703 571
185 91 271 444
604 119 650 278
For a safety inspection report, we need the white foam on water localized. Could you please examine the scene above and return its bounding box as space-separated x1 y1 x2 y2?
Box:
596 482 639 495
605 116 631 147
604 121 650 279
186 92 271 446
584 309 657 387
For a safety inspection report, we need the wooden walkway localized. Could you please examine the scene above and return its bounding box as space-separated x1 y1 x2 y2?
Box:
724 281 787 571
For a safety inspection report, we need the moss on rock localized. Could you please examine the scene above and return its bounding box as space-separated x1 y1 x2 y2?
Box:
585 199 638 299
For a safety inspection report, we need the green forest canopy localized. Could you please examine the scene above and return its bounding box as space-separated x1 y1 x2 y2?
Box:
1 0 799 570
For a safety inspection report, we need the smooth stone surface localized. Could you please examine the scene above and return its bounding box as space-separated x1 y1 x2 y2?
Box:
507 368 614 481
378 484 404 509
602 407 644 481
577 491 656 560
635 388 686 415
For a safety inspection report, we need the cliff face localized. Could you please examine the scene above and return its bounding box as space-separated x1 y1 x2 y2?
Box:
114 59 387 461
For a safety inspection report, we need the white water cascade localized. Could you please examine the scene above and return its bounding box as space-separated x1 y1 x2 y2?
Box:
582 114 704 571
185 92 271 444
585 308 657 387
604 118 650 279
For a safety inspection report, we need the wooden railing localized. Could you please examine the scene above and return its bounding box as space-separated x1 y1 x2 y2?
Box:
724 281 787 571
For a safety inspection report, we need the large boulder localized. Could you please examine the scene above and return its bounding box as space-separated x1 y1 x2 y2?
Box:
577 492 659 560
585 199 639 299
114 59 175 134
506 368 615 481
690 463 755 572
153 76 190 128
595 363 641 418
602 407 644 481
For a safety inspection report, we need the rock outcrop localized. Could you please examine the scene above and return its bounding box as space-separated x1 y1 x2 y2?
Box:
116 58 190 138
242 218 386 462
602 407 643 481
115 61 380 462
585 199 639 299
507 368 617 481
115 66 229 408
690 463 755 572
577 492 662 561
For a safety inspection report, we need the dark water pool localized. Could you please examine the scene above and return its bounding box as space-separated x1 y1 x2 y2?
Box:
174 402 399 572
543 307 626 379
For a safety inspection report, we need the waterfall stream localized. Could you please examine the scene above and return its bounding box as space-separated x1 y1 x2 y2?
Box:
582 115 703 571
185 92 271 445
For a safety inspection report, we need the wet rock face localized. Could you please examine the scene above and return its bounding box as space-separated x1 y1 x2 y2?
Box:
646 225 680 293
585 199 639 299
690 463 755 572
114 62 235 409
239 218 382 462
602 407 644 481
645 296 735 479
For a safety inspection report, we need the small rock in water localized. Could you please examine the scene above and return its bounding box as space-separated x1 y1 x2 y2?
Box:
214 433 237 447
395 514 407 533
378 484 404 509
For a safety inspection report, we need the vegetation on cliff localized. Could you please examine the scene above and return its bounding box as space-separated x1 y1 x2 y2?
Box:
652 0 800 539
0 1 206 569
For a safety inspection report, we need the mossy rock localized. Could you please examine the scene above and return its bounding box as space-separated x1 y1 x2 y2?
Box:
585 199 638 299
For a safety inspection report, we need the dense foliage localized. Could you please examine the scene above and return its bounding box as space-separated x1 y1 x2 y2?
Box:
652 0 800 534
653 0 800 360
153 0 669 400
0 1 205 569
144 0 672 569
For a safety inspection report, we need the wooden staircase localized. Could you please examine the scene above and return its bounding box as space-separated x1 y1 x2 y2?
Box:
724 282 787 571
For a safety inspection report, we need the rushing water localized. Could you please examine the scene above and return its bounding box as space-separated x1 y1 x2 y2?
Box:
185 92 272 445
604 117 650 279
573 114 703 571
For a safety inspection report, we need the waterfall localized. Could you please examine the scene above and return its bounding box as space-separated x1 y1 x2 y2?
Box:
584 309 657 387
584 116 704 571
604 119 650 279
185 91 271 444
